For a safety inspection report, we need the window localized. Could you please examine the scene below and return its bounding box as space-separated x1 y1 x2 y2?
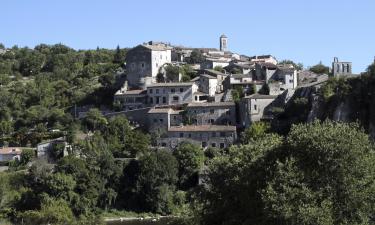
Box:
211 143 216 148
179 133 184 138
202 142 207 148
195 96 198 101
188 133 192 138
220 132 225 137
212 132 216 137
156 89 159 94
220 143 225 149
149 89 153 94
141 63 145 68
156 97 159 104
163 97 166 103
161 142 167 147
149 97 153 104
159 119 164 122
347 64 350 73
254 105 257 110
289 79 293 83
210 109 215 114
173 96 179 102
180 88 184 92
209 119 214 124
171 88 175 93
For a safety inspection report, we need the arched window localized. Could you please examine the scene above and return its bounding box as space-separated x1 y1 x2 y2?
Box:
347 64 350 73
337 64 340 72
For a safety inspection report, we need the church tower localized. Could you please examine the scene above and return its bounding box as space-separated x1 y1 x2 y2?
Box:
220 34 228 52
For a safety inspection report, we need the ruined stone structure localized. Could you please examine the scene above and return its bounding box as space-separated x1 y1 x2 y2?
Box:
332 57 352 77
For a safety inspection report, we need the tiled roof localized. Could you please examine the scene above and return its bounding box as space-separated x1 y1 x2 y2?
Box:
148 108 171 114
246 94 278 99
187 102 235 107
0 147 22 155
169 125 236 132
147 82 193 87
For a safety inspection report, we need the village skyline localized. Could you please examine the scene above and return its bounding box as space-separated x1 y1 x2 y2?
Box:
2 0 375 73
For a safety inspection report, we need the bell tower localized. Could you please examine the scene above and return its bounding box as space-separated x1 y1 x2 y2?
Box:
220 34 228 52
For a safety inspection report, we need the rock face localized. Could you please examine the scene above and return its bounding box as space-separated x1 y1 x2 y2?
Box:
333 101 351 122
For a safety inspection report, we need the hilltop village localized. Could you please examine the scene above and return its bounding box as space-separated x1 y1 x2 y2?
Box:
110 35 354 150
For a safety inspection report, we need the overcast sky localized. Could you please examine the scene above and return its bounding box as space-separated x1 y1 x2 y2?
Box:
1 0 375 73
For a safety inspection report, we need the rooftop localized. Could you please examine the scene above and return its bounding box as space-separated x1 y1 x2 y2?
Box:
187 102 235 107
120 89 147 95
200 74 216 79
246 94 278 99
169 125 236 132
0 147 22 155
147 82 194 87
148 108 171 114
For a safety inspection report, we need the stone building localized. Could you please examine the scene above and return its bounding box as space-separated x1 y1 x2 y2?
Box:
157 125 237 149
185 102 236 126
114 89 147 111
239 94 278 128
126 42 172 88
146 82 198 106
198 74 218 97
0 147 23 162
147 107 183 134
332 57 352 77
220 34 228 52
250 55 278 65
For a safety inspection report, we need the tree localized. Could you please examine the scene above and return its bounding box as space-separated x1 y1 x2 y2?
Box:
165 64 180 82
83 108 107 131
278 59 303 70
213 65 223 72
20 149 35 165
201 121 375 225
173 142 204 189
113 45 124 65
309 62 329 74
241 121 270 144
188 50 205 64
122 150 179 214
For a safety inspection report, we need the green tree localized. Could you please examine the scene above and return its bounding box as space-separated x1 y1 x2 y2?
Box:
188 50 205 64
20 148 35 165
241 121 270 144
83 108 107 131
309 62 329 74
173 142 204 189
165 64 180 82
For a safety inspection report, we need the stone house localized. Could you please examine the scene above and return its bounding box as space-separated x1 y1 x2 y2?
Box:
157 125 237 149
224 62 254 74
200 58 230 70
147 107 183 134
250 55 278 65
198 74 218 97
185 102 236 126
146 82 198 106
223 74 264 95
0 147 23 162
239 94 278 128
126 42 172 88
114 89 147 111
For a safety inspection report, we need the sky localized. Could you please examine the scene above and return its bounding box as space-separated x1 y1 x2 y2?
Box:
1 0 375 73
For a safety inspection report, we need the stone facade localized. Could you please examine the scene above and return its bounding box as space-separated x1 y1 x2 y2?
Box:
146 82 198 106
332 57 352 77
157 125 237 149
239 94 278 128
126 43 171 88
199 74 218 97
186 102 236 126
